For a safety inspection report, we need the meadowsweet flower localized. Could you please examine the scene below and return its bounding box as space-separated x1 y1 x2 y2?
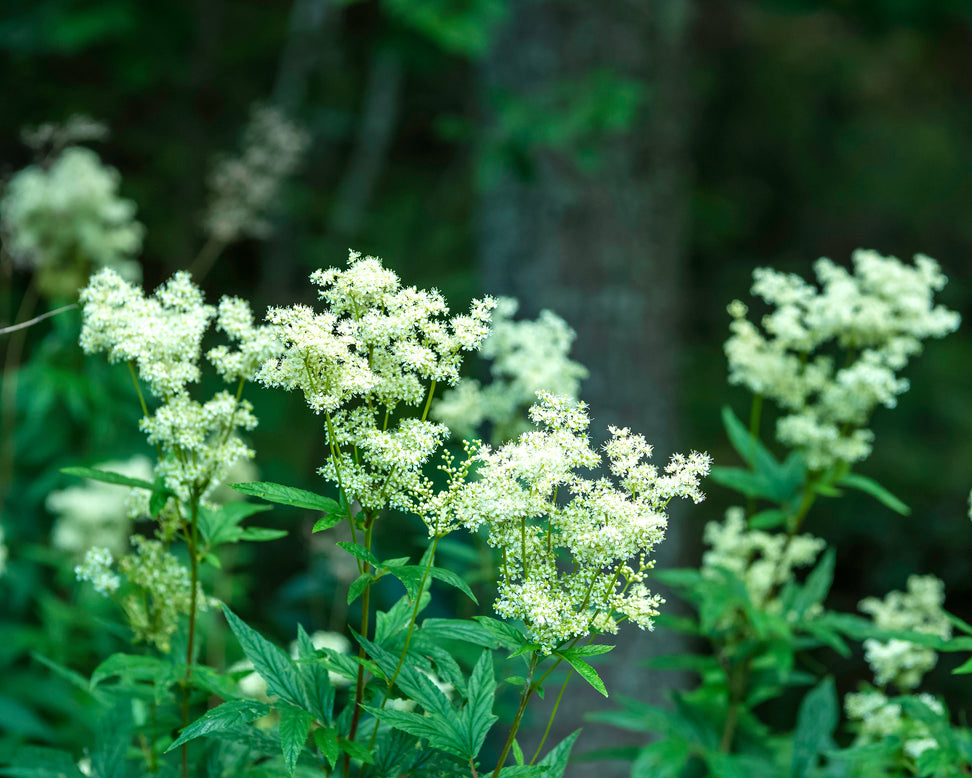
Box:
858 575 951 690
725 250 960 469
433 297 588 442
258 251 495 512
80 269 215 398
203 105 309 243
207 296 283 383
845 689 944 759
75 546 121 595
456 391 709 653
21 114 108 151
47 456 153 557
1 146 143 297
702 507 826 612
118 535 213 652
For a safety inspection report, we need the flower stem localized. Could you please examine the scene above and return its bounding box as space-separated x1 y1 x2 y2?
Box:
529 665 574 764
344 513 375 776
491 653 540 778
180 493 201 778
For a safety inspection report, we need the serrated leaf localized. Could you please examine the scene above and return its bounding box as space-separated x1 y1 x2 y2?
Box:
222 606 306 707
279 705 314 776
632 737 690 778
474 616 526 651
314 727 340 767
167 700 271 751
837 473 910 515
417 618 496 647
197 502 275 547
429 565 478 604
535 730 581 778
230 481 342 513
338 737 375 764
721 405 781 476
312 514 343 533
512 739 525 766
553 649 607 697
347 573 373 605
337 541 379 568
791 548 835 619
792 678 838 778
60 466 165 493
458 651 498 757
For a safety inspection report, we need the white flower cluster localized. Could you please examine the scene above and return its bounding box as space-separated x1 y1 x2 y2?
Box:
433 297 589 442
203 105 309 243
455 391 710 653
725 250 960 470
858 575 951 690
1 146 143 297
702 507 826 612
258 251 495 512
75 546 121 596
20 114 108 152
79 269 277 503
845 689 943 760
118 535 214 652
47 456 154 557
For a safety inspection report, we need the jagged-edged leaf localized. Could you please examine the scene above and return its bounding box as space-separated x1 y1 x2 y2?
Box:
791 548 835 618
314 727 340 768
474 616 526 651
279 705 314 776
364 706 460 755
721 406 781 476
429 565 478 604
837 473 910 516
222 606 306 707
347 573 374 605
293 625 335 725
457 652 498 757
337 541 379 568
535 730 581 778
230 481 342 514
417 618 497 648
312 513 343 532
338 737 375 764
32 653 109 704
198 502 275 546
2 746 85 777
792 678 838 778
167 700 271 751
553 648 609 697
60 466 166 493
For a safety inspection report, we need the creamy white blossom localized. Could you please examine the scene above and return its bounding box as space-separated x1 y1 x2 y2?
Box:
1 146 143 297
702 507 826 613
725 250 960 469
858 575 951 690
433 297 588 441
845 689 944 760
456 391 709 653
75 546 121 595
204 105 309 243
207 296 283 383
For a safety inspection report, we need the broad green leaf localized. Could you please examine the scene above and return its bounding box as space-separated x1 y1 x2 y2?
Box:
149 488 169 516
294 625 335 725
553 648 608 697
230 481 342 513
458 651 498 757
632 737 690 778
535 730 581 778
237 527 288 542
337 737 375 764
222 606 306 707
279 705 314 776
792 678 838 778
167 699 270 751
347 573 374 606
312 514 343 533
418 618 496 648
365 706 463 756
748 509 787 530
721 406 780 476
60 466 166 493
709 466 778 500
314 727 340 767
197 502 274 547
791 548 835 619
2 746 85 777
429 565 479 604
337 541 379 568
474 616 526 651
837 473 910 515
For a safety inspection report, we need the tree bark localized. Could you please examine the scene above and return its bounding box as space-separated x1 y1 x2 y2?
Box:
478 1 693 773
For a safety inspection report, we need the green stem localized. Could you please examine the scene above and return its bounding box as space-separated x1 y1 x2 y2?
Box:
530 666 574 764
745 393 762 518
344 514 375 776
187 235 227 282
181 493 201 778
420 379 437 422
491 654 540 778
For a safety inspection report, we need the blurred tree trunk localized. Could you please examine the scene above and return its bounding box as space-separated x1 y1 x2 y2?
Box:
478 0 693 772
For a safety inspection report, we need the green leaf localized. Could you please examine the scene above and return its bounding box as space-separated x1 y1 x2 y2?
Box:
512 738 525 765
167 699 271 751
709 466 778 500
337 737 375 764
535 730 581 778
474 616 526 651
294 625 335 725
429 565 479 604
791 548 835 619
60 466 165 493
458 651 498 757
3 746 85 777
748 509 787 530
347 573 374 605
419 618 500 647
279 705 314 776
952 656 972 674
222 606 306 707
237 527 288 542
231 481 342 513
631 738 690 778
314 727 340 767
197 502 274 547
337 541 379 568
836 473 910 515
791 678 838 778
149 488 169 516
721 405 781 475
312 514 343 533
554 648 608 697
